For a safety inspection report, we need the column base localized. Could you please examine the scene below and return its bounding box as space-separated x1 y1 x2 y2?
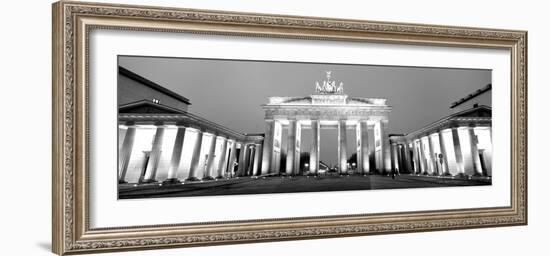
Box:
215 175 225 179
140 179 158 184
185 177 201 182
202 176 216 181
118 180 127 184
454 173 467 179
162 178 180 184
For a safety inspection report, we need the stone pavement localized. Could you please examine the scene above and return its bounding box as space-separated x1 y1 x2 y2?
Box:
118 174 491 199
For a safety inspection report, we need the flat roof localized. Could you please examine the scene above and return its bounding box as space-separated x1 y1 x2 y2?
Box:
450 83 491 109
119 66 191 105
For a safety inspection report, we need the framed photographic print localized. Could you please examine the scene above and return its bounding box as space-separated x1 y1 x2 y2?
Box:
52 1 527 255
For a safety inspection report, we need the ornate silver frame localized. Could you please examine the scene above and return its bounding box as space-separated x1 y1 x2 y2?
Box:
52 1 527 255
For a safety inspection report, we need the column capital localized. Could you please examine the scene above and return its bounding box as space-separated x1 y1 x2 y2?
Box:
216 135 228 140
186 126 203 133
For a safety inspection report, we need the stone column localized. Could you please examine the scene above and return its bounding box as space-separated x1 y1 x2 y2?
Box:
118 127 128 152
411 140 420 174
246 146 255 176
294 121 302 175
186 129 203 181
367 124 375 172
419 138 428 175
380 120 390 174
118 124 136 183
272 121 282 174
286 119 297 175
227 140 237 177
338 119 348 174
261 120 274 174
359 121 370 174
451 127 464 175
142 126 165 183
403 142 413 173
428 134 438 175
395 143 401 172
245 144 252 176
397 145 403 174
216 137 228 178
237 143 249 176
437 130 450 175
164 126 186 183
137 151 152 184
253 144 262 176
310 119 320 174
390 143 397 173
468 127 483 176
204 134 218 179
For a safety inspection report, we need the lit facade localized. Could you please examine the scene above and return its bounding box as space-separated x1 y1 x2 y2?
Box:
117 67 264 184
261 71 392 175
389 84 492 177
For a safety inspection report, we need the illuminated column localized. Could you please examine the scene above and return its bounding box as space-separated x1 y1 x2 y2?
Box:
394 143 400 172
294 121 302 175
310 119 320 173
137 151 152 184
253 144 262 176
204 134 218 179
390 143 397 172
237 143 249 176
428 135 438 175
483 127 493 176
356 120 370 174
118 124 136 183
118 127 128 152
142 126 165 183
272 121 282 174
186 129 203 181
360 120 370 174
438 130 450 175
403 142 413 173
216 137 228 178
451 127 464 175
338 119 348 173
468 127 483 176
286 119 297 175
164 126 186 183
246 146 255 176
396 145 403 173
411 140 420 174
419 137 429 175
261 120 274 174
380 120 390 174
245 144 253 176
367 124 375 172
227 140 237 177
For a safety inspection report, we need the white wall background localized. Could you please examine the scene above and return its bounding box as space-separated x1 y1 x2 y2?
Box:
0 0 547 255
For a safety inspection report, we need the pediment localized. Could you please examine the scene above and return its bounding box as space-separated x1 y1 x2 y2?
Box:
118 100 186 114
454 105 492 118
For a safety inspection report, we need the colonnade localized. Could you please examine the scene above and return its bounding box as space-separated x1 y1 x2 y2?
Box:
260 119 392 175
391 125 492 177
118 122 264 184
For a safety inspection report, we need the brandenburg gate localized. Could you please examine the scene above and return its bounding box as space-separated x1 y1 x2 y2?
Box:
261 71 392 175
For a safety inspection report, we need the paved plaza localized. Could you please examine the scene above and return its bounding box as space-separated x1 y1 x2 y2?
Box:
119 174 491 199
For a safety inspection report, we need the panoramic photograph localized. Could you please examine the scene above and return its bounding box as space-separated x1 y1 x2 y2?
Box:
117 56 493 199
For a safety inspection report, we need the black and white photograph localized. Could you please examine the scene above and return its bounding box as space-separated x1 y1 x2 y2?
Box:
117 56 492 199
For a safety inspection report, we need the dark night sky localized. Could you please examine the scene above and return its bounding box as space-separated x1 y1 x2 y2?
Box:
119 56 491 165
